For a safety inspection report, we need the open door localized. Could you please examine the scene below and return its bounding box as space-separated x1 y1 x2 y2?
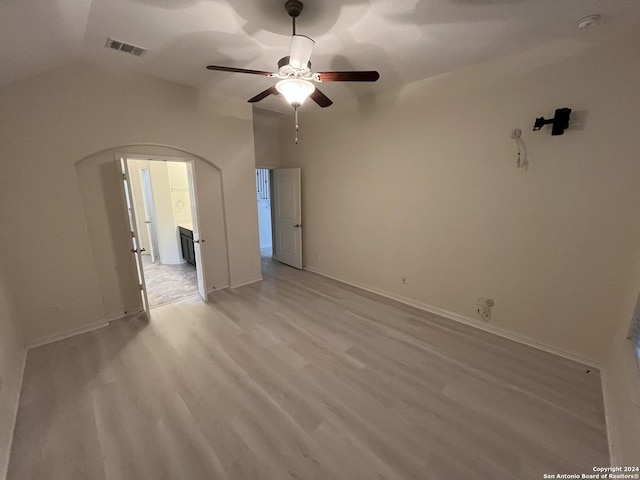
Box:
120 158 149 312
186 162 208 301
273 168 302 269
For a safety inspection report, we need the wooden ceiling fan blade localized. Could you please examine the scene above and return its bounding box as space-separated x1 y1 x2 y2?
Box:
317 71 380 82
310 87 333 108
248 86 279 103
206 65 274 77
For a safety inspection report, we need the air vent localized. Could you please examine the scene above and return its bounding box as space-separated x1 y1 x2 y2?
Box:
105 37 147 57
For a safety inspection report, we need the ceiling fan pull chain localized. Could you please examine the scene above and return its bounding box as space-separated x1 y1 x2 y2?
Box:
294 106 300 144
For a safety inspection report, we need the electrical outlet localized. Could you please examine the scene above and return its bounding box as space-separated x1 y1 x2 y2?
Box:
401 276 407 285
477 298 495 321
477 306 490 321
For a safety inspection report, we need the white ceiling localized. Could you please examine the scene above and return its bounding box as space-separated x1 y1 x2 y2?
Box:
2 0 639 110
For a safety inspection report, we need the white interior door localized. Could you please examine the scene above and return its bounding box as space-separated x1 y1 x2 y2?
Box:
140 168 159 262
273 168 302 269
120 158 149 312
186 162 208 301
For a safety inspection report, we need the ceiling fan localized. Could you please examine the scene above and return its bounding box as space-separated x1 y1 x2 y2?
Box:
206 0 380 141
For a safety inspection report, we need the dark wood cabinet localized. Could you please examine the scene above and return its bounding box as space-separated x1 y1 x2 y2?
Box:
179 226 196 266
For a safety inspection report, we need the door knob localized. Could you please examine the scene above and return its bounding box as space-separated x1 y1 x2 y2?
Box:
293 224 301 228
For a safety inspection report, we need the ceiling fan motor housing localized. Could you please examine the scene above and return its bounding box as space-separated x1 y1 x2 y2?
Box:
278 56 312 77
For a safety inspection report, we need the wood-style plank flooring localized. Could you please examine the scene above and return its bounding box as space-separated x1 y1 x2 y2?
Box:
8 257 609 479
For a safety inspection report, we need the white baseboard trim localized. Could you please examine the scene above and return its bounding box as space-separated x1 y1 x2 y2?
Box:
26 320 109 350
2 345 26 480
104 311 132 323
207 285 229 294
304 265 600 368
230 276 263 289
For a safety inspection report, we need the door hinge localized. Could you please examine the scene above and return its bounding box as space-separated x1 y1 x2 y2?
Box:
139 284 143 291
122 173 127 181
131 231 136 238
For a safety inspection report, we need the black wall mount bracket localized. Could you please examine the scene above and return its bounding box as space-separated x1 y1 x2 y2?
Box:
533 107 572 135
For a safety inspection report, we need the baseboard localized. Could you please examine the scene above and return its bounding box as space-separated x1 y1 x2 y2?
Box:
104 311 133 323
26 320 109 350
2 345 26 480
207 285 229 293
304 265 600 368
230 276 263 289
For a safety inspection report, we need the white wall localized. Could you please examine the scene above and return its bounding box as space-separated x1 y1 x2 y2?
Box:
0 61 261 345
253 107 284 168
0 264 25 479
277 28 640 462
166 162 193 227
148 161 181 264
127 159 182 265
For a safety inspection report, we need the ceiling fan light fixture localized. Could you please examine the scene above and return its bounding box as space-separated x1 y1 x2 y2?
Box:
276 78 315 107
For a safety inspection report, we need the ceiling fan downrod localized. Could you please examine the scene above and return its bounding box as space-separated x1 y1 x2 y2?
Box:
285 0 305 144
285 0 304 35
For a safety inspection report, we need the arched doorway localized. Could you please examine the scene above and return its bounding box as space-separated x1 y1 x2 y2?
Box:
75 145 230 318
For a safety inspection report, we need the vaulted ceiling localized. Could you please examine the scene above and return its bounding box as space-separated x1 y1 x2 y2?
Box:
2 0 639 110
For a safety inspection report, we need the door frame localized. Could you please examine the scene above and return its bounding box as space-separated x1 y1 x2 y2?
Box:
185 161 208 301
255 167 275 256
272 167 303 269
116 154 211 310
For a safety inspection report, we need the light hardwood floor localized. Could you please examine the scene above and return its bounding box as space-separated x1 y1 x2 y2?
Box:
8 257 609 479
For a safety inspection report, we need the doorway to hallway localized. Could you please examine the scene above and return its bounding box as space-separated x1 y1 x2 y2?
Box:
255 168 302 269
256 168 273 257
